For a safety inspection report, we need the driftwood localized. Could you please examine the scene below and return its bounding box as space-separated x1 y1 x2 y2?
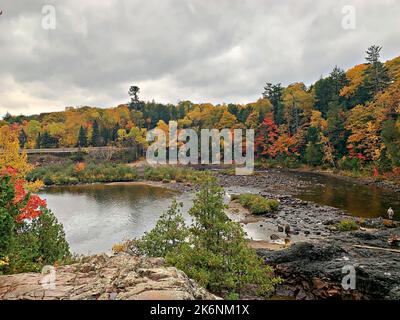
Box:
353 244 400 253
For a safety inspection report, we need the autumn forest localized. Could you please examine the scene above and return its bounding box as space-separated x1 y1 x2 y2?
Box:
2 45 400 177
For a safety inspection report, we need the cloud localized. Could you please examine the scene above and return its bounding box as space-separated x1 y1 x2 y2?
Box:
0 0 399 115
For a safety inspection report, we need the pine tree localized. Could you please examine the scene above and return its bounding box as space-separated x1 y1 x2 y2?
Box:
77 126 88 147
128 85 140 109
91 121 100 147
263 83 285 125
18 129 27 148
364 45 391 96
35 132 42 149
381 119 400 168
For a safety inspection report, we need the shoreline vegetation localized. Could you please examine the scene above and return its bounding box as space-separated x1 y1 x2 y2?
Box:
25 160 400 192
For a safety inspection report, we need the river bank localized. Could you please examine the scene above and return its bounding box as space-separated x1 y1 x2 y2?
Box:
35 168 400 299
135 170 400 299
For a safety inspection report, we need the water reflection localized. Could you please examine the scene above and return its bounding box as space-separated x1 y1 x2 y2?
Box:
39 184 192 255
293 172 400 220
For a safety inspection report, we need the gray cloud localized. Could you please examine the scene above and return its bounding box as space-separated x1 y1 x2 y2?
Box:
0 0 399 115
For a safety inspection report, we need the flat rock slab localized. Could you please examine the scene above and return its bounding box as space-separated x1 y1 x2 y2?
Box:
0 254 218 300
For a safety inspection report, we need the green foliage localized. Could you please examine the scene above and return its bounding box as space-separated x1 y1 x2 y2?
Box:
304 127 323 166
135 200 189 257
77 126 88 147
232 194 279 215
0 175 71 274
338 157 361 172
381 120 400 168
363 45 391 96
26 163 138 185
144 166 210 183
91 120 101 147
337 219 358 232
137 178 282 297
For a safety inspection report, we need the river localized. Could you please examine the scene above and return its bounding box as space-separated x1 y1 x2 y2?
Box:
39 171 399 255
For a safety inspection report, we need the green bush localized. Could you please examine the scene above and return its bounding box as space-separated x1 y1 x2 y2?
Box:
135 200 189 257
136 178 282 298
232 194 279 215
338 157 361 172
0 174 71 275
26 163 138 185
337 219 358 232
144 166 210 183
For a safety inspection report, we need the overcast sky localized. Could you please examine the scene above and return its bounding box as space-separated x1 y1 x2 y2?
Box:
0 0 399 116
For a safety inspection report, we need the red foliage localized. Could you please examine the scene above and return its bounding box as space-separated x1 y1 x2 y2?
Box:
16 195 47 222
347 144 367 161
1 166 47 223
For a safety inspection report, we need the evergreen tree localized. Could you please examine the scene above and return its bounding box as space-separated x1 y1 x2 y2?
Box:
41 131 51 148
128 85 140 109
330 66 348 95
77 126 88 147
91 120 100 147
35 132 42 149
18 129 27 148
263 83 285 125
304 127 323 166
111 123 120 142
314 66 348 116
363 45 391 96
101 127 111 146
326 103 348 159
381 119 400 168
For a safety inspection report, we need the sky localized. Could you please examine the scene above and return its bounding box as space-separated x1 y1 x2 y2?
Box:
0 0 399 116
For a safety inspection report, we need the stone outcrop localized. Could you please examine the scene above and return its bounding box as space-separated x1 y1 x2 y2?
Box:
258 227 400 300
0 253 218 300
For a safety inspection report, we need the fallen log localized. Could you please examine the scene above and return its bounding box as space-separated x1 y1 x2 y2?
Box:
353 244 400 253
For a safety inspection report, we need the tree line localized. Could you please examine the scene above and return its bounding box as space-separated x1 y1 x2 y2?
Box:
1 45 399 175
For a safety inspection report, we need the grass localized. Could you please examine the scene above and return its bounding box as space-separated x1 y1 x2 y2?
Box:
144 166 211 183
231 194 279 215
26 162 138 185
336 219 358 232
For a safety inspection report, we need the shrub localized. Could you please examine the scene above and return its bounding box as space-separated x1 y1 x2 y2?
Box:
135 200 189 257
338 157 361 172
0 168 71 274
144 166 210 183
136 178 282 298
232 194 279 215
337 219 358 232
26 163 138 185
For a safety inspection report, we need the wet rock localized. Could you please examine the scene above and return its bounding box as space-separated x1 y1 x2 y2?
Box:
270 234 281 240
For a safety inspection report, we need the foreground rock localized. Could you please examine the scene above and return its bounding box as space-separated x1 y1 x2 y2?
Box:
258 227 400 300
0 253 218 300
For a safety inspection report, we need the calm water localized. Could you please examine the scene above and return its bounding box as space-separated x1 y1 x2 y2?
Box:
39 173 399 254
292 171 400 220
39 184 194 255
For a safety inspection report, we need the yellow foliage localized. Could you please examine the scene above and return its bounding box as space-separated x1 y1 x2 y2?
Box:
0 256 10 267
0 125 33 177
310 110 328 131
340 64 369 98
112 242 128 254
25 180 45 193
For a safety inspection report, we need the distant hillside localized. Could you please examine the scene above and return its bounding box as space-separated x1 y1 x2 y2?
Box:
1 47 399 176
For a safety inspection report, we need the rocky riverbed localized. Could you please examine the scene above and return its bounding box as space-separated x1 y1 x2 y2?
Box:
217 171 400 300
